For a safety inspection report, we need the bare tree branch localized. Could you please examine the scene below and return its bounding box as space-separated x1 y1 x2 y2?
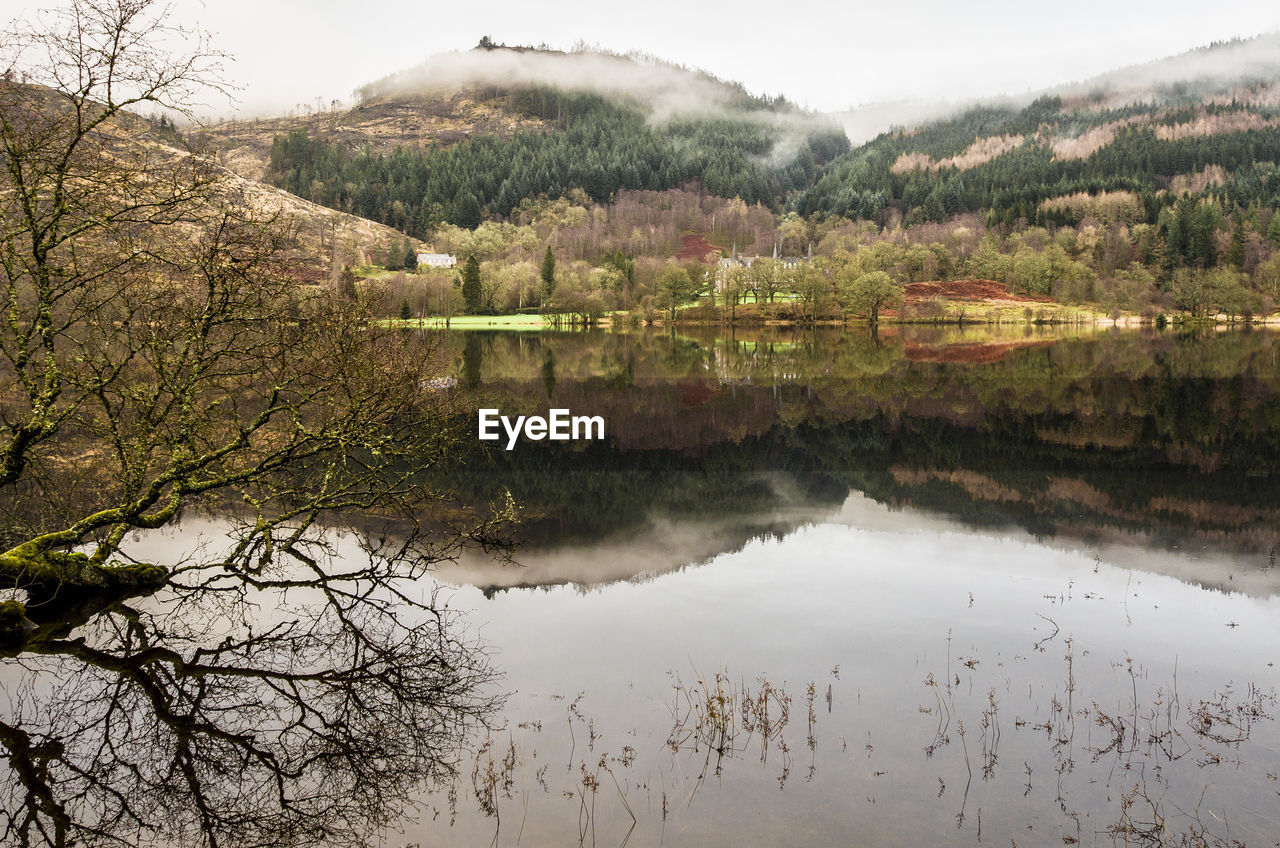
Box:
0 3 506 846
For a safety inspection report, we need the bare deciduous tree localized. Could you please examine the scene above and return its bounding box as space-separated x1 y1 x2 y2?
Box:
0 3 504 846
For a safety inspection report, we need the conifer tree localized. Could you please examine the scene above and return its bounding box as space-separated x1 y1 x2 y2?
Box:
1227 214 1245 269
452 189 483 229
461 255 483 313
1267 211 1280 246
540 246 557 303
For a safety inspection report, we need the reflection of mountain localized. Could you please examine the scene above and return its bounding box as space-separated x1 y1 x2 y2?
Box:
432 487 1280 598
431 473 847 594
428 328 1280 590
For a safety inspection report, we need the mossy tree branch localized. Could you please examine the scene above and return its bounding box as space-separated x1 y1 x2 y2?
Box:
0 4 506 846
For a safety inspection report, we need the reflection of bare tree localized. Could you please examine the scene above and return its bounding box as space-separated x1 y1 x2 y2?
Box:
0 2 504 845
2 566 500 847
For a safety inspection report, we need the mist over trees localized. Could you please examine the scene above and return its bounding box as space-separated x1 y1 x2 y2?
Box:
266 85 848 237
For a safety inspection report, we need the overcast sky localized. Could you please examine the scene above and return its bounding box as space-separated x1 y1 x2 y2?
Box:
3 0 1279 117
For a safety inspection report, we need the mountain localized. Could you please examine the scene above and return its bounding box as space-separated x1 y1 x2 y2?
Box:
829 34 1280 144
801 34 1280 227
185 35 1280 323
204 35 1280 242
2 80 405 282
200 44 849 238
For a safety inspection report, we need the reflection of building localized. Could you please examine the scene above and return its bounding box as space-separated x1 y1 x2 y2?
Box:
416 253 457 269
714 243 813 290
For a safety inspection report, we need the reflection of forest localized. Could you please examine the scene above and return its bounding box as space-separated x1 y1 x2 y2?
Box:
432 327 1280 565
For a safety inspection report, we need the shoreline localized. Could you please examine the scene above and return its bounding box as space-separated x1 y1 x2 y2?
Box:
387 312 1280 331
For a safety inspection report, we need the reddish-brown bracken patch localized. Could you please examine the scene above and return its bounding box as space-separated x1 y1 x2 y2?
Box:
679 381 718 407
904 339 1054 364
903 279 1054 303
676 232 723 263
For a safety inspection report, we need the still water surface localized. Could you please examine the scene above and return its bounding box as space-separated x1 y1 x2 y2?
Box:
398 327 1280 847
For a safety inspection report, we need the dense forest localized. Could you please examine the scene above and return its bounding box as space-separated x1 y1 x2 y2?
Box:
265 83 849 235
797 96 1280 229
428 329 1280 553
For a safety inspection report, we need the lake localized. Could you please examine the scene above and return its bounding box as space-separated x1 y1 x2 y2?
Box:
9 324 1278 848
391 325 1280 847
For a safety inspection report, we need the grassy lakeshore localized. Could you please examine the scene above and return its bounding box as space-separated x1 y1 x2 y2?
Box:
379 301 1280 331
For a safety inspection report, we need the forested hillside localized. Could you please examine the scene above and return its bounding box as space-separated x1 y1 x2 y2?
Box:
798 96 1280 229
253 45 848 237
800 34 1280 231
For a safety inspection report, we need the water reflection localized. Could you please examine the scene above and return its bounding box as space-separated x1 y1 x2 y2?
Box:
0 520 501 848
410 498 1280 847
6 327 1280 846
402 326 1280 847
434 487 1280 599
435 327 1280 586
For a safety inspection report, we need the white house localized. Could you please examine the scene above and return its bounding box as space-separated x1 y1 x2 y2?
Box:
416 253 457 269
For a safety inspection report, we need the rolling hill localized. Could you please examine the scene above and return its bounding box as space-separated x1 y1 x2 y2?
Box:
0 80 407 282
801 34 1280 227
201 43 850 238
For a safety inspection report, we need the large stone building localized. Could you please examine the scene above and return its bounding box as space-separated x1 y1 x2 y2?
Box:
714 243 813 290
416 253 457 269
